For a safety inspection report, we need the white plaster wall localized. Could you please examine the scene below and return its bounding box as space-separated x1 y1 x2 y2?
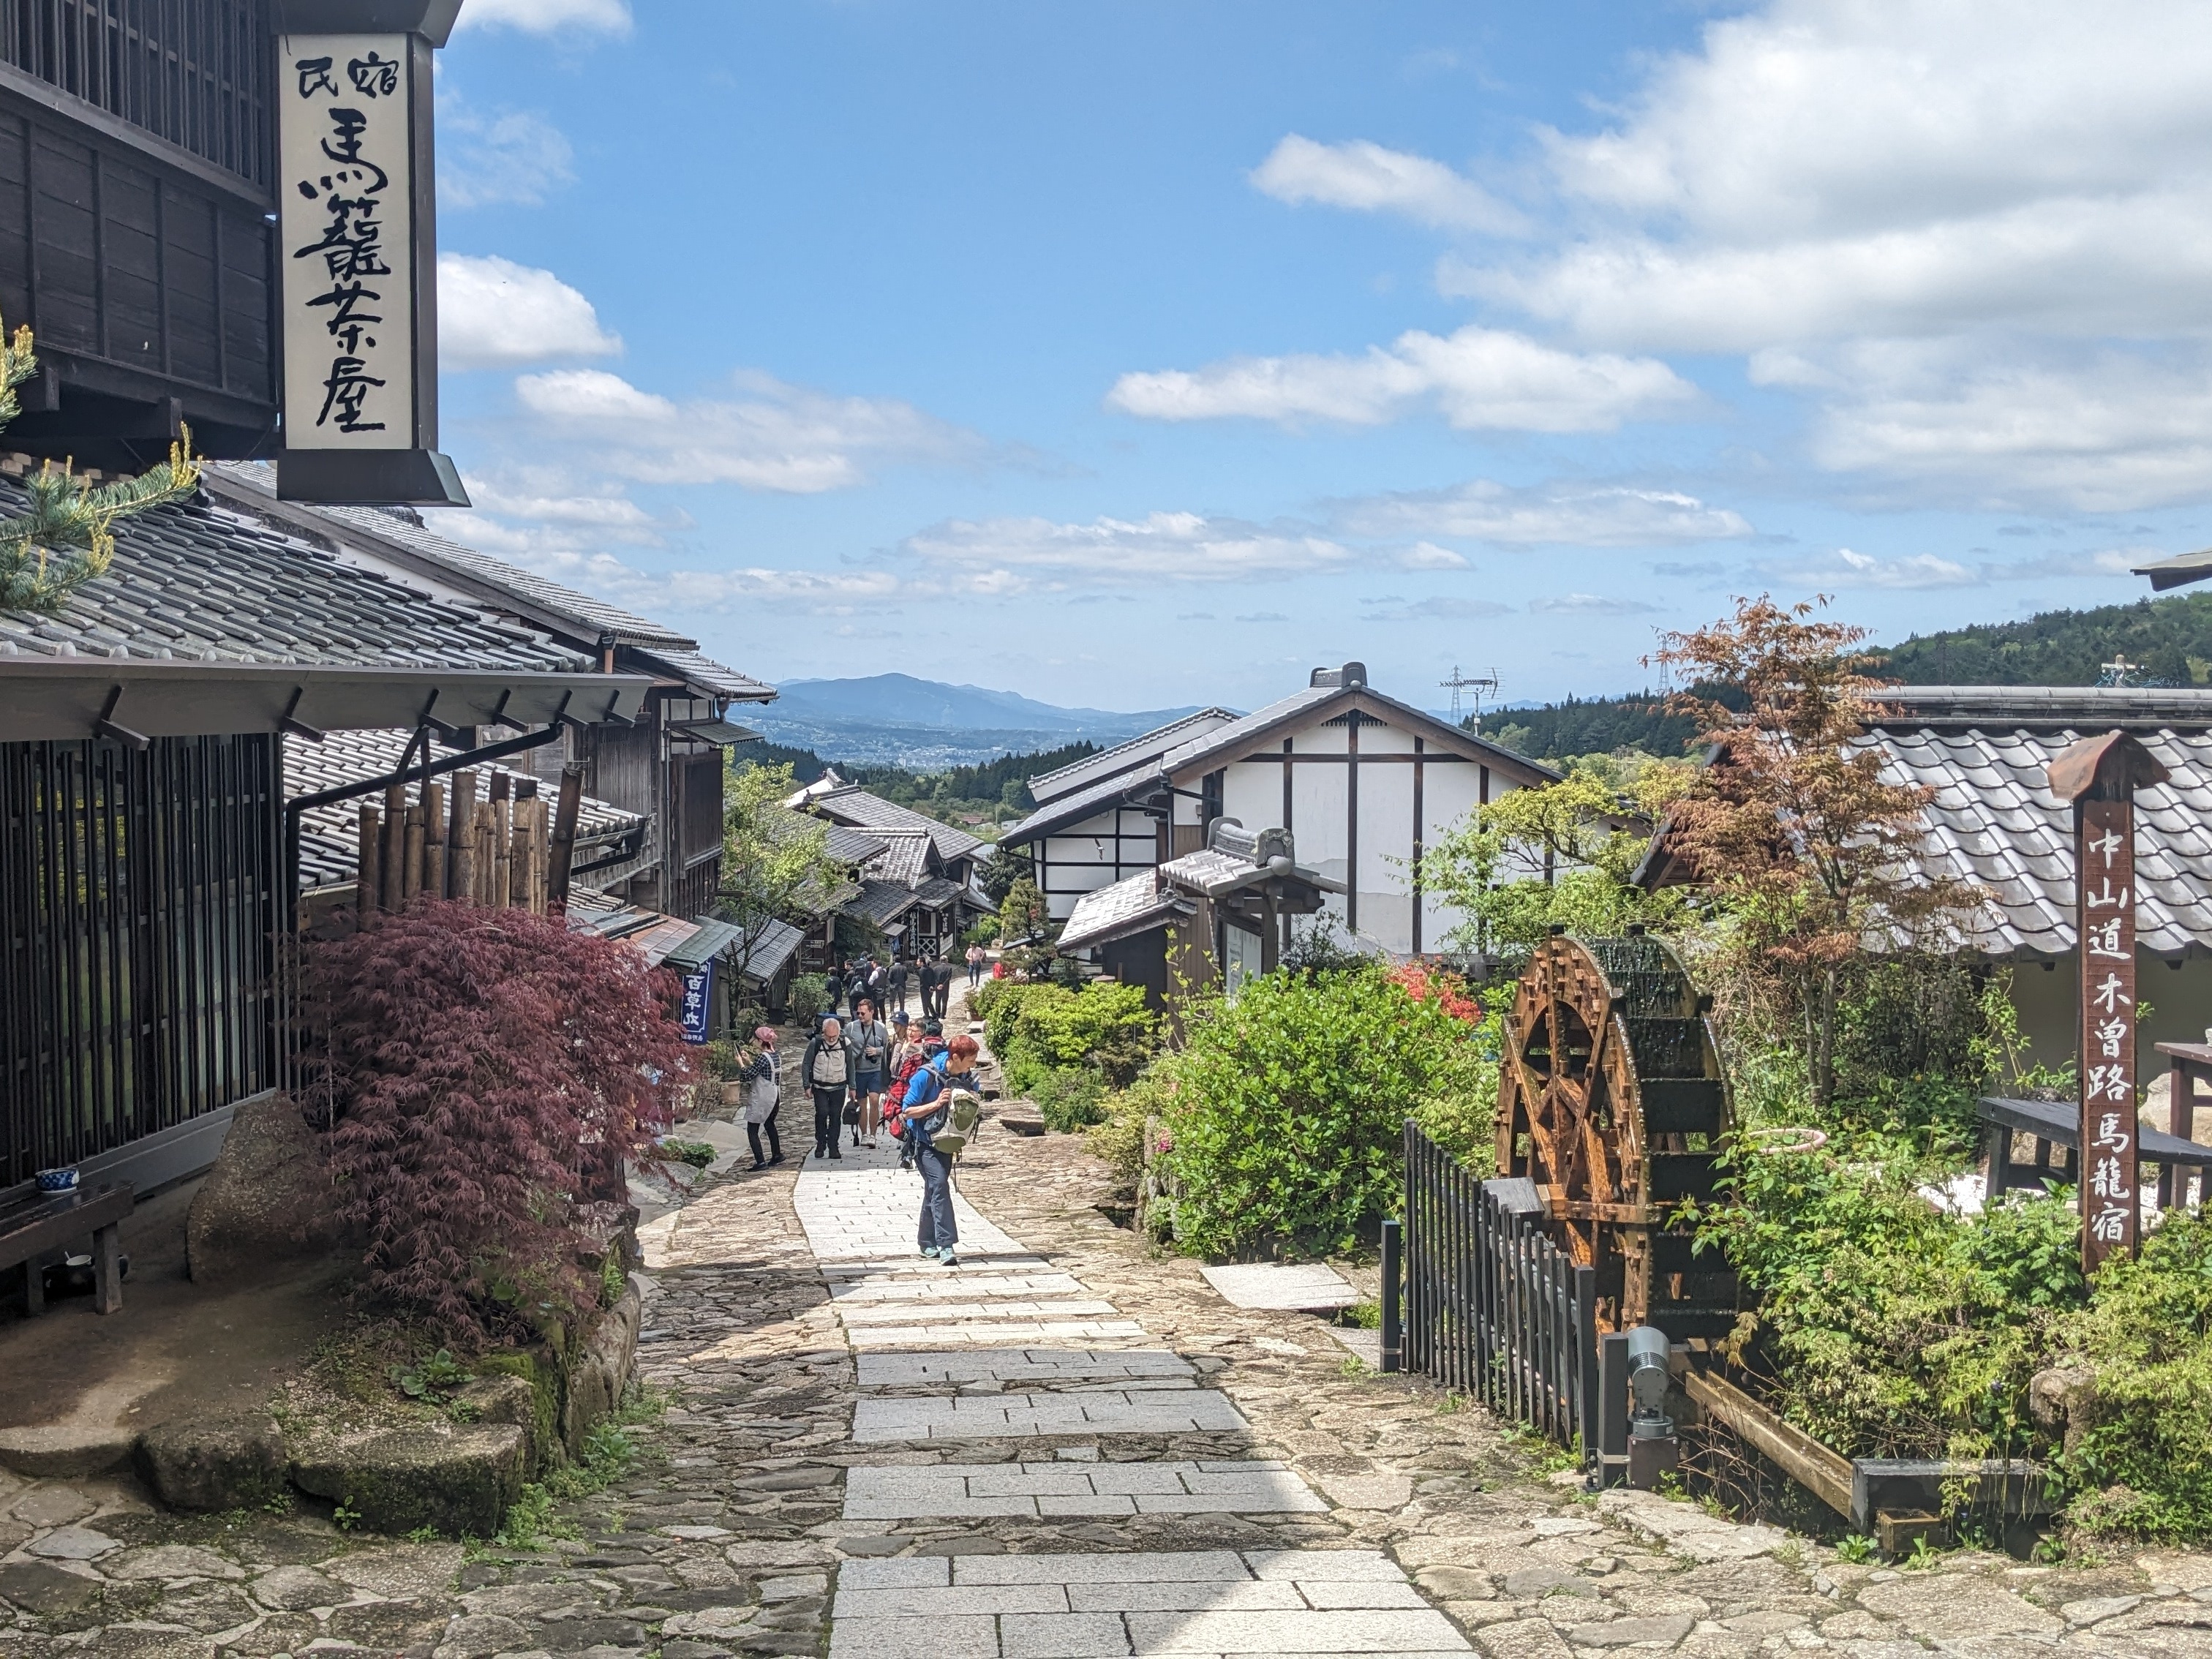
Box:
1037 810 1154 922
2007 952 2212 1082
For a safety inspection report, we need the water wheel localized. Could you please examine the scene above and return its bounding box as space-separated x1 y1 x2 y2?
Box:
1494 931 1739 1337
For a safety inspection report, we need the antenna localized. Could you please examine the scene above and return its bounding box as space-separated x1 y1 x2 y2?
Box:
1441 664 1500 726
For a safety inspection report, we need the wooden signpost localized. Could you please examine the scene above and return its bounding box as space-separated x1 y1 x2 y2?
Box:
2047 730 2170 1272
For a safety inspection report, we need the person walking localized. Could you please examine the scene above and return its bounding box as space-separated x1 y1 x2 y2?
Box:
897 1034 980 1265
845 962 870 1021
849 996 892 1149
888 956 910 1020
740 1026 783 1170
801 1014 859 1160
966 941 985 988
925 955 948 1020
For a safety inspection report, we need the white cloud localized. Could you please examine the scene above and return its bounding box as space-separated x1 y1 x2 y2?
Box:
511 369 982 492
1107 325 1693 433
1252 135 1525 235
1529 594 1663 616
454 0 631 35
459 471 673 543
1772 343 2212 511
900 511 1358 589
439 255 620 370
1752 545 2143 590
1332 478 1753 546
1360 598 1514 622
439 102 574 210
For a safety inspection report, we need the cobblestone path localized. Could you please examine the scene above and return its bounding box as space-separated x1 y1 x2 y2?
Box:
3 1054 2212 1655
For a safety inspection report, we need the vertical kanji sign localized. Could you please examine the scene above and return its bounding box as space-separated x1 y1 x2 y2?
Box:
2048 730 2170 1274
274 2 465 506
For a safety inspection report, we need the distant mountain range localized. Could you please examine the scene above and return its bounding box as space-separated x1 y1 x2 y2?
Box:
751 674 1211 769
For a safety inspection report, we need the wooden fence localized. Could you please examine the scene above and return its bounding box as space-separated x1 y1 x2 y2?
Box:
353 767 553 922
1396 1120 1601 1454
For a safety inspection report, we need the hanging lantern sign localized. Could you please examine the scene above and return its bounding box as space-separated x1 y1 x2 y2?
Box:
274 1 466 506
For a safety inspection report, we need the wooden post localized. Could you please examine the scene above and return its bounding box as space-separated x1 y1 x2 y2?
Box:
401 805 424 905
547 762 584 916
447 769 475 900
475 802 495 905
356 802 381 926
380 782 405 911
529 798 549 914
2048 730 2170 1273
492 778 513 910
423 780 445 900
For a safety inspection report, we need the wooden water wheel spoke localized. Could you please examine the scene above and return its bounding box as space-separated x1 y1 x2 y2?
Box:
1494 934 1737 1336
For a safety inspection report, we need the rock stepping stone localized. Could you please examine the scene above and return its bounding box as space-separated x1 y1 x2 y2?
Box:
851 1388 1249 1442
843 1459 1330 1521
1198 1261 1361 1312
827 1549 1469 1657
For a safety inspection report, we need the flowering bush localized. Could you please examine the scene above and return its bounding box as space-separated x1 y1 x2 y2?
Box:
302 900 691 1341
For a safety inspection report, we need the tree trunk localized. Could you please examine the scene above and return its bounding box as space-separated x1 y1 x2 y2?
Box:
1810 966 1837 1111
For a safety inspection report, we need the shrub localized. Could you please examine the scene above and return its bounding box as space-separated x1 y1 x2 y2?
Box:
786 971 835 1024
2051 1211 2212 1540
302 900 691 1342
982 979 1156 1096
1155 965 1493 1258
1031 1067 1108 1132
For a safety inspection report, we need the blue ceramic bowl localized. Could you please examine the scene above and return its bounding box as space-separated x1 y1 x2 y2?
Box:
35 1167 78 1193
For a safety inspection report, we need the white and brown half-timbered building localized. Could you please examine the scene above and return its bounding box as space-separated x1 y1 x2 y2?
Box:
1005 663 1557 959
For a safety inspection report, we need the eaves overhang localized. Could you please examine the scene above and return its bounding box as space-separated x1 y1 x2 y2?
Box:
0 660 652 745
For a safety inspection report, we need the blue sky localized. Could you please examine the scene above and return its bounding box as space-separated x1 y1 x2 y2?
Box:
430 0 2212 716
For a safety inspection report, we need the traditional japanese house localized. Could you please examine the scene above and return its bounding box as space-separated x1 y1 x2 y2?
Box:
1056 820 1340 1012
845 827 997 962
203 461 775 919
786 777 990 894
1634 685 2212 1113
1003 663 1557 958
1 486 648 1203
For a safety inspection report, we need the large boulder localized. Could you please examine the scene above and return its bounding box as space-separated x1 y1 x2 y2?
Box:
560 1283 641 1458
135 1412 289 1511
291 1423 527 1537
186 1094 351 1285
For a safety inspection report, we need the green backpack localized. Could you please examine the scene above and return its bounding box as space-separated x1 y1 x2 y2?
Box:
928 1086 985 1159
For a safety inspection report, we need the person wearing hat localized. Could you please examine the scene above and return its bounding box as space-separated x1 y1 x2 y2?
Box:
740 1026 783 1170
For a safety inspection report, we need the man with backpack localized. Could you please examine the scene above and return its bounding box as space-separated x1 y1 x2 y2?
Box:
800 1015 860 1161
896 1034 981 1265
887 956 910 1020
887 1017 941 1173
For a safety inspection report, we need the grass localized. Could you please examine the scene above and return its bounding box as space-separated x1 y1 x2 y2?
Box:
486 1383 670 1552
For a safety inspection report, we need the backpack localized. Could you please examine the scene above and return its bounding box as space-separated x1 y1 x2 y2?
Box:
929 1085 985 1159
810 1044 849 1087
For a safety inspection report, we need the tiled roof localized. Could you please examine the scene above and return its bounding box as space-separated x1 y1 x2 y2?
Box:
917 873 988 911
287 727 642 892
1058 871 1185 953
632 645 775 702
809 786 985 863
1874 685 2212 732
1027 708 1238 802
731 917 806 983
0 484 587 672
850 878 924 928
865 829 938 887
825 824 892 865
1160 682 1557 781
1867 723 2212 958
1001 764 1170 848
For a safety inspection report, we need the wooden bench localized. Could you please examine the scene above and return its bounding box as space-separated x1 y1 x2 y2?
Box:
1978 1095 2212 1210
0 1183 133 1316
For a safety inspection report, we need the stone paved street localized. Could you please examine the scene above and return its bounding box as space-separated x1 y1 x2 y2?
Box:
2 1004 2211 1655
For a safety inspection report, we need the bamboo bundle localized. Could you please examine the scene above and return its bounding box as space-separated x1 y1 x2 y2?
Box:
449 770 478 903
424 780 446 899
380 782 406 911
401 805 424 903
475 802 496 905
508 819 529 908
357 802 381 925
492 778 513 910
528 797 549 913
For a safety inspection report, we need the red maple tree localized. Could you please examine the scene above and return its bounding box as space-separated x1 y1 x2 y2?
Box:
301 900 692 1340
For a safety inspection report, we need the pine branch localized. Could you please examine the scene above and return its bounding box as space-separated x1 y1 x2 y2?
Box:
0 315 202 614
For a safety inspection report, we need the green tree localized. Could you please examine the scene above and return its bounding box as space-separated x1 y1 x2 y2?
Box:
0 319 201 613
1421 764 1690 954
998 873 1050 942
715 761 847 991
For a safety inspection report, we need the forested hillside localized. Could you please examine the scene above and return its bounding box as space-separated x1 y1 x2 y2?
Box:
1484 592 2212 760
745 740 1101 834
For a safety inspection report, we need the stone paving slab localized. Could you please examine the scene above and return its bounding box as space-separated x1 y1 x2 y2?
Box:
848 1318 1153 1348
832 1272 1092 1301
1198 1260 1362 1311
836 1296 1124 1325
851 1388 1249 1442
858 1349 1200 1386
843 1461 1329 1519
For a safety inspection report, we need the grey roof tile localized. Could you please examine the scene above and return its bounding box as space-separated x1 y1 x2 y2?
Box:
0 484 586 671
1058 871 1184 953
808 786 985 863
1026 708 1240 802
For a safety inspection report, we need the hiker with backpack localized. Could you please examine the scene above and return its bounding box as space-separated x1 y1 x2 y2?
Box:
898 1034 982 1264
801 1015 860 1161
888 1017 944 1173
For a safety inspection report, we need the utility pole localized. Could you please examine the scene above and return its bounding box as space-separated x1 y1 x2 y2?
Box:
1441 665 1500 728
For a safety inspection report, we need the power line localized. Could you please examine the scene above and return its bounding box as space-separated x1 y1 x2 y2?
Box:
1440 665 1500 726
